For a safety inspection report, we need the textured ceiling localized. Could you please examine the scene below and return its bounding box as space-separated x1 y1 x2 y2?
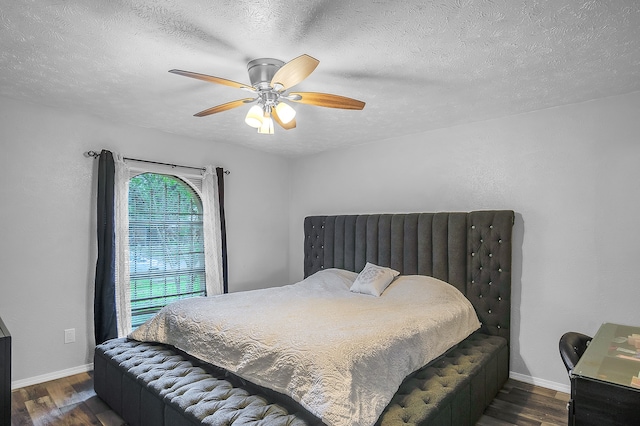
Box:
1 1 640 157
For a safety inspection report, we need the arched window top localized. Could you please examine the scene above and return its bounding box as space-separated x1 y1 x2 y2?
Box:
129 173 203 216
130 170 203 195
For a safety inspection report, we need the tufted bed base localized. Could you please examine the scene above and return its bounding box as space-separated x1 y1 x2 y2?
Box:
94 332 507 426
94 210 514 426
93 338 315 426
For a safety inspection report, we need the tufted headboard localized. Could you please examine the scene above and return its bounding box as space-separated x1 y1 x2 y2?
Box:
303 210 514 343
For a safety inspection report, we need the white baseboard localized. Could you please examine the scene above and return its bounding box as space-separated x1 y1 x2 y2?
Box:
11 363 94 390
510 371 571 394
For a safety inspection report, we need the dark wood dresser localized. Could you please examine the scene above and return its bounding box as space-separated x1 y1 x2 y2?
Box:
0 316 10 426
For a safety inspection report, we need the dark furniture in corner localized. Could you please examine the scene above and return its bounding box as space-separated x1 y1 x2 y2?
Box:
570 322 640 425
0 316 10 426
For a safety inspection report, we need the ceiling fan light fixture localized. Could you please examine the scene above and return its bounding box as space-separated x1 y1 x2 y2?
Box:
257 115 274 134
275 102 296 124
244 104 264 128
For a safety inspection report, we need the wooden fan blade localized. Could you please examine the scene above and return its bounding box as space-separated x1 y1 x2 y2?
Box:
194 98 255 117
270 54 319 91
288 92 365 110
272 108 296 130
169 69 255 91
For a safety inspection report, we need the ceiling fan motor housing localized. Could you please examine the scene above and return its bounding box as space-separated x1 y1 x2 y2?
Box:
247 58 284 90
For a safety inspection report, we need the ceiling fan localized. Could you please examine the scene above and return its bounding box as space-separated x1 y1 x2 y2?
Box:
169 54 365 134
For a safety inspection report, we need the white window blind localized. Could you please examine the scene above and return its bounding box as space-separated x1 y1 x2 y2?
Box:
128 172 206 328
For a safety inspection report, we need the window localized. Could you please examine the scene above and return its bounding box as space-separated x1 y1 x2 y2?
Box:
128 172 206 328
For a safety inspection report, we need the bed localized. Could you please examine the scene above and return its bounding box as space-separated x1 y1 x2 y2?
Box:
94 210 514 426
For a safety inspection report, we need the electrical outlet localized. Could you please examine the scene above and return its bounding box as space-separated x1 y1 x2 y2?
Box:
64 328 76 344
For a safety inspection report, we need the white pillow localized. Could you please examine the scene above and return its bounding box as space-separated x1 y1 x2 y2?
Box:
350 262 400 296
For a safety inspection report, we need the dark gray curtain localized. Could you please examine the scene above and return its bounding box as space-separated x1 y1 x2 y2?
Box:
216 167 229 293
94 150 117 344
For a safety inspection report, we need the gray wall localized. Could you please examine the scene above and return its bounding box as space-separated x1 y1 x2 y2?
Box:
289 90 640 391
3 89 640 393
0 96 292 383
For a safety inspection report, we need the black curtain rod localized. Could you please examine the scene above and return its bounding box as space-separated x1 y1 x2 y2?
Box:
86 150 230 174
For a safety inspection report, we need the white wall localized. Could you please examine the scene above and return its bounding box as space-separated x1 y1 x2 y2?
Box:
289 90 640 390
0 96 291 383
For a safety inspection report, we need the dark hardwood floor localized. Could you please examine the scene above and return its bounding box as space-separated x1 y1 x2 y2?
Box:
476 380 570 426
11 373 570 425
10 372 122 426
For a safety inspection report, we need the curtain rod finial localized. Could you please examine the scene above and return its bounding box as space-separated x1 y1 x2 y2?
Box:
86 150 99 158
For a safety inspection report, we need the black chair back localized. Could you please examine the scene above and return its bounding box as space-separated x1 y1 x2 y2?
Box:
559 332 592 375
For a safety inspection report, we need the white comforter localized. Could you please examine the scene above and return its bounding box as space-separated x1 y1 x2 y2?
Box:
129 269 480 426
